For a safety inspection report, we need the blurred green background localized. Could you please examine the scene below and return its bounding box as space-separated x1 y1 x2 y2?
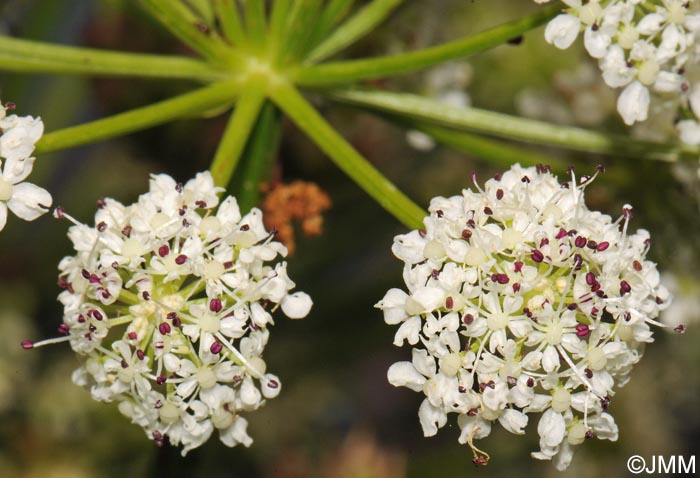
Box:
0 1 698 477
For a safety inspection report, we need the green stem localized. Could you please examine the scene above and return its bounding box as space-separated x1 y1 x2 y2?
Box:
412 123 567 170
268 81 426 228
0 37 226 81
231 101 282 213
307 0 355 53
209 80 267 187
297 5 558 85
242 0 267 53
213 0 246 46
305 0 403 64
327 89 700 162
140 0 237 66
36 80 241 153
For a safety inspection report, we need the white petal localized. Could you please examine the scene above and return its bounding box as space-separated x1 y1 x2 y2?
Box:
498 409 528 435
418 398 446 437
677 120 700 146
387 361 426 392
542 345 560 373
583 27 610 58
538 409 566 448
393 316 421 346
0 203 7 231
280 292 312 319
544 14 581 49
6 181 52 221
617 81 649 125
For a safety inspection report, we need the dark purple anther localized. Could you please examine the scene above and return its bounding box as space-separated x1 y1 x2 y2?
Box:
122 225 132 237
587 240 598 250
210 298 223 313
462 314 474 325
496 189 504 200
512 283 521 293
531 250 544 263
445 297 454 309
674 324 686 334
267 379 279 389
81 269 91 279
461 229 472 240
555 228 567 239
175 255 187 265
58 324 70 335
97 221 107 232
584 368 593 378
158 322 171 335
128 332 137 340
21 340 33 350
526 377 535 387
53 206 65 219
514 261 523 273
497 274 510 285
633 260 643 271
586 272 596 286
92 310 103 321
172 317 182 327
121 359 129 368
158 245 170 257
96 198 106 209
156 376 167 385
137 349 145 360
467 408 479 417
575 324 590 337
573 254 583 270
142 291 150 301
484 207 493 215
210 341 223 354
567 303 577 311
196 200 207 209
575 236 587 248
597 242 609 251
620 280 632 295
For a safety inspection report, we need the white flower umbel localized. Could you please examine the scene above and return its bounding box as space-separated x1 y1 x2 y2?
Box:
0 101 51 230
377 164 681 470
537 0 700 142
23 171 312 455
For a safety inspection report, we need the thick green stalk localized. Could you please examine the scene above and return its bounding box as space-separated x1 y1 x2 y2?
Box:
297 5 558 85
209 80 267 187
213 0 246 46
328 89 700 162
36 81 241 153
307 0 355 51
140 0 236 66
0 37 226 81
305 0 403 64
231 101 282 213
269 81 426 228
242 0 267 53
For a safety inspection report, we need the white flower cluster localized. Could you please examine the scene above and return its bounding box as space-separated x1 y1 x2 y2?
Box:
25 171 312 455
377 164 679 470
537 0 700 143
0 100 51 231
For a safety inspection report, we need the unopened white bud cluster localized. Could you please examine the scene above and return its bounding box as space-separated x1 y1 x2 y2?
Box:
377 164 678 470
537 0 700 144
29 171 312 455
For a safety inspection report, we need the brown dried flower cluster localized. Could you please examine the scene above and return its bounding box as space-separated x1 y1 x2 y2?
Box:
261 181 332 254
